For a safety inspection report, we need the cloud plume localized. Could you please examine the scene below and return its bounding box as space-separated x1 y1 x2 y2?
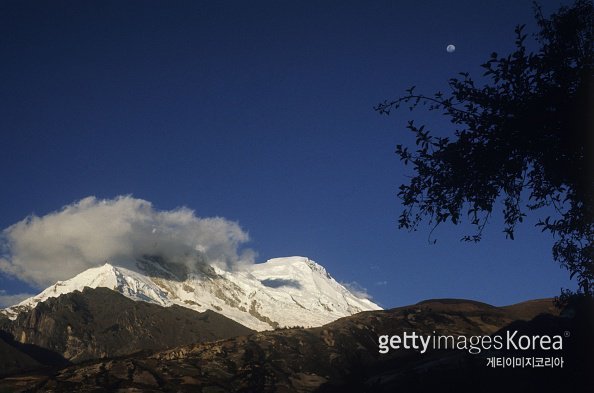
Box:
0 196 255 288
340 281 371 300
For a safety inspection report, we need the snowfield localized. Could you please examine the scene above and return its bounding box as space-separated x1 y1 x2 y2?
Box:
2 256 381 331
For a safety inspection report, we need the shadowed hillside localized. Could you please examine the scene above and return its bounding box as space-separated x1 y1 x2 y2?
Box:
2 297 590 392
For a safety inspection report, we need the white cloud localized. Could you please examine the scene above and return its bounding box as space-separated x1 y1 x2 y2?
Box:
375 280 388 286
0 290 34 308
341 281 372 299
0 196 255 288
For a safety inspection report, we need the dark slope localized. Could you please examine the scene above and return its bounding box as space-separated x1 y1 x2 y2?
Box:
0 287 254 365
4 297 589 392
0 335 41 377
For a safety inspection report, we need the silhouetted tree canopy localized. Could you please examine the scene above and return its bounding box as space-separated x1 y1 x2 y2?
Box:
376 1 593 296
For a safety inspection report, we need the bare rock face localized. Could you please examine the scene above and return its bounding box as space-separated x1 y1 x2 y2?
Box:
1 287 254 364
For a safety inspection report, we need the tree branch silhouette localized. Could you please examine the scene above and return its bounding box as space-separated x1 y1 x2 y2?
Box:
378 0 593 298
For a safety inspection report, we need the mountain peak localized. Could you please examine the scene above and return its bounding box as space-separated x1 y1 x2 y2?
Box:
264 256 326 271
2 256 381 331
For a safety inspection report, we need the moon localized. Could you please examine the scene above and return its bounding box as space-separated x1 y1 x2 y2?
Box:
446 44 456 53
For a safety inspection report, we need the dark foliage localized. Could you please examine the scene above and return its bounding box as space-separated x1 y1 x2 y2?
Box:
376 1 593 296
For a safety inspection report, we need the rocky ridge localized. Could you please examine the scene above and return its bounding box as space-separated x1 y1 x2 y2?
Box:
0 287 253 367
3 297 589 392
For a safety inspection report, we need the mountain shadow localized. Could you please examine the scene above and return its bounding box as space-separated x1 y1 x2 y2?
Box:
260 278 302 289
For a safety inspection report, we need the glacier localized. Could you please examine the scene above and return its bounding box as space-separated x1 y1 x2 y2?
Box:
1 256 381 331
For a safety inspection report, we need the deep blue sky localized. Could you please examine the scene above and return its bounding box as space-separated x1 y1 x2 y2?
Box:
0 0 576 307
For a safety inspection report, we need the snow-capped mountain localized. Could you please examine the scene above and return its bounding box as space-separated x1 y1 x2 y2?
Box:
1 256 381 331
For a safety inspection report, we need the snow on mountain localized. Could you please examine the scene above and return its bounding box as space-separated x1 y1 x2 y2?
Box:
1 256 381 331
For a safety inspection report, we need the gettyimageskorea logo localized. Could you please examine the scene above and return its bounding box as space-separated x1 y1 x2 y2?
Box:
378 330 567 368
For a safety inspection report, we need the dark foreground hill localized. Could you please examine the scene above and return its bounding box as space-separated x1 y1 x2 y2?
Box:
0 335 41 377
2 296 591 392
0 287 254 371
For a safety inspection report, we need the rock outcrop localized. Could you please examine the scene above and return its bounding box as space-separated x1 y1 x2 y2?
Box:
1 287 253 365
